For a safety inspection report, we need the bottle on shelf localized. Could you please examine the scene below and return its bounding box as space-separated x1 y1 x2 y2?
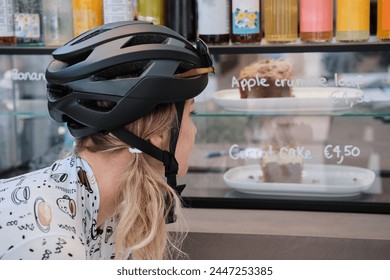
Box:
72 0 103 37
230 0 261 44
137 0 164 25
0 0 16 45
336 0 370 42
197 0 230 45
377 0 390 41
300 0 333 43
263 0 298 43
14 0 43 45
103 0 134 24
165 0 197 42
41 0 73 46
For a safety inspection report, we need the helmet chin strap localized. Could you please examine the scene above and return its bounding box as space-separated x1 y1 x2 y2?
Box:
110 101 186 224
166 101 185 223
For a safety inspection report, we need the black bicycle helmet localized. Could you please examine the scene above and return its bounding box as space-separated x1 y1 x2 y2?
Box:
46 20 213 135
45 21 214 223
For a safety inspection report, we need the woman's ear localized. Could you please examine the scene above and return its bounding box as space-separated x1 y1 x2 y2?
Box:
149 133 164 149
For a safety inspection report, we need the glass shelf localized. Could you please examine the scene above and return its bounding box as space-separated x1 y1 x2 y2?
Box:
196 86 390 117
3 99 390 118
208 39 390 54
0 99 48 117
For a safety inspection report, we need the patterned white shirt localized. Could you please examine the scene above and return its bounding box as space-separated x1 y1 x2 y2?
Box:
0 156 116 259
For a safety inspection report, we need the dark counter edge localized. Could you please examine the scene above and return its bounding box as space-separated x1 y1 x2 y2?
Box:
182 197 390 215
1 41 390 55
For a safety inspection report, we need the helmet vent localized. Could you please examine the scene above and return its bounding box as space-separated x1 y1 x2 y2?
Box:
92 60 151 81
71 29 108 46
63 49 93 66
121 33 168 48
48 60 69 71
78 99 116 112
47 84 73 101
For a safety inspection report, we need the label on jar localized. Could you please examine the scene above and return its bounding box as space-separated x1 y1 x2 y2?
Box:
197 0 230 35
232 0 260 35
14 13 41 39
0 0 15 36
103 0 133 23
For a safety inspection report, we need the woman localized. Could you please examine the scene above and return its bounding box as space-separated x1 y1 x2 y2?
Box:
0 21 214 260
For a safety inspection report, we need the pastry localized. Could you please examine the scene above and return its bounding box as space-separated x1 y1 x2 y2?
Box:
238 58 292 98
260 144 303 183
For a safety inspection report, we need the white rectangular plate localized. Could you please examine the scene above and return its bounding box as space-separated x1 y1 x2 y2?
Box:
223 164 375 197
212 87 363 113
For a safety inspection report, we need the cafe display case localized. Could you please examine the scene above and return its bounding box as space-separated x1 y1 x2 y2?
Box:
1 39 390 215
179 40 390 215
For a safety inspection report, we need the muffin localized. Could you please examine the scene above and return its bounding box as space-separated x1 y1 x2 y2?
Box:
238 58 293 98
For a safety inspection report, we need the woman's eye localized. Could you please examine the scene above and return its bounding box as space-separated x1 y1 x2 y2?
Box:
190 110 198 116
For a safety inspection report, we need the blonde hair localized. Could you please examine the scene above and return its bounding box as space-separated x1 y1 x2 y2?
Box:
74 103 187 260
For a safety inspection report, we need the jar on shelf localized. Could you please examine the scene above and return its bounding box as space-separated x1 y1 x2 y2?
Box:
300 0 333 43
0 0 16 45
137 0 164 25
263 0 298 43
336 0 370 42
197 0 230 45
42 0 73 46
231 0 261 44
72 0 103 37
14 0 43 45
165 0 197 42
377 0 390 41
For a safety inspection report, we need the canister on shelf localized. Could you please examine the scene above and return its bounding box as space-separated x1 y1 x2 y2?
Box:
72 0 103 37
231 0 261 44
300 0 333 43
377 0 390 41
336 0 370 42
42 0 73 46
137 0 164 25
0 0 16 45
197 0 230 45
263 0 298 43
165 0 197 41
14 0 43 45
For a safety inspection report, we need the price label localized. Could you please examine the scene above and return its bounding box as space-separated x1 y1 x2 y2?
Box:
329 90 365 107
323 144 361 164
